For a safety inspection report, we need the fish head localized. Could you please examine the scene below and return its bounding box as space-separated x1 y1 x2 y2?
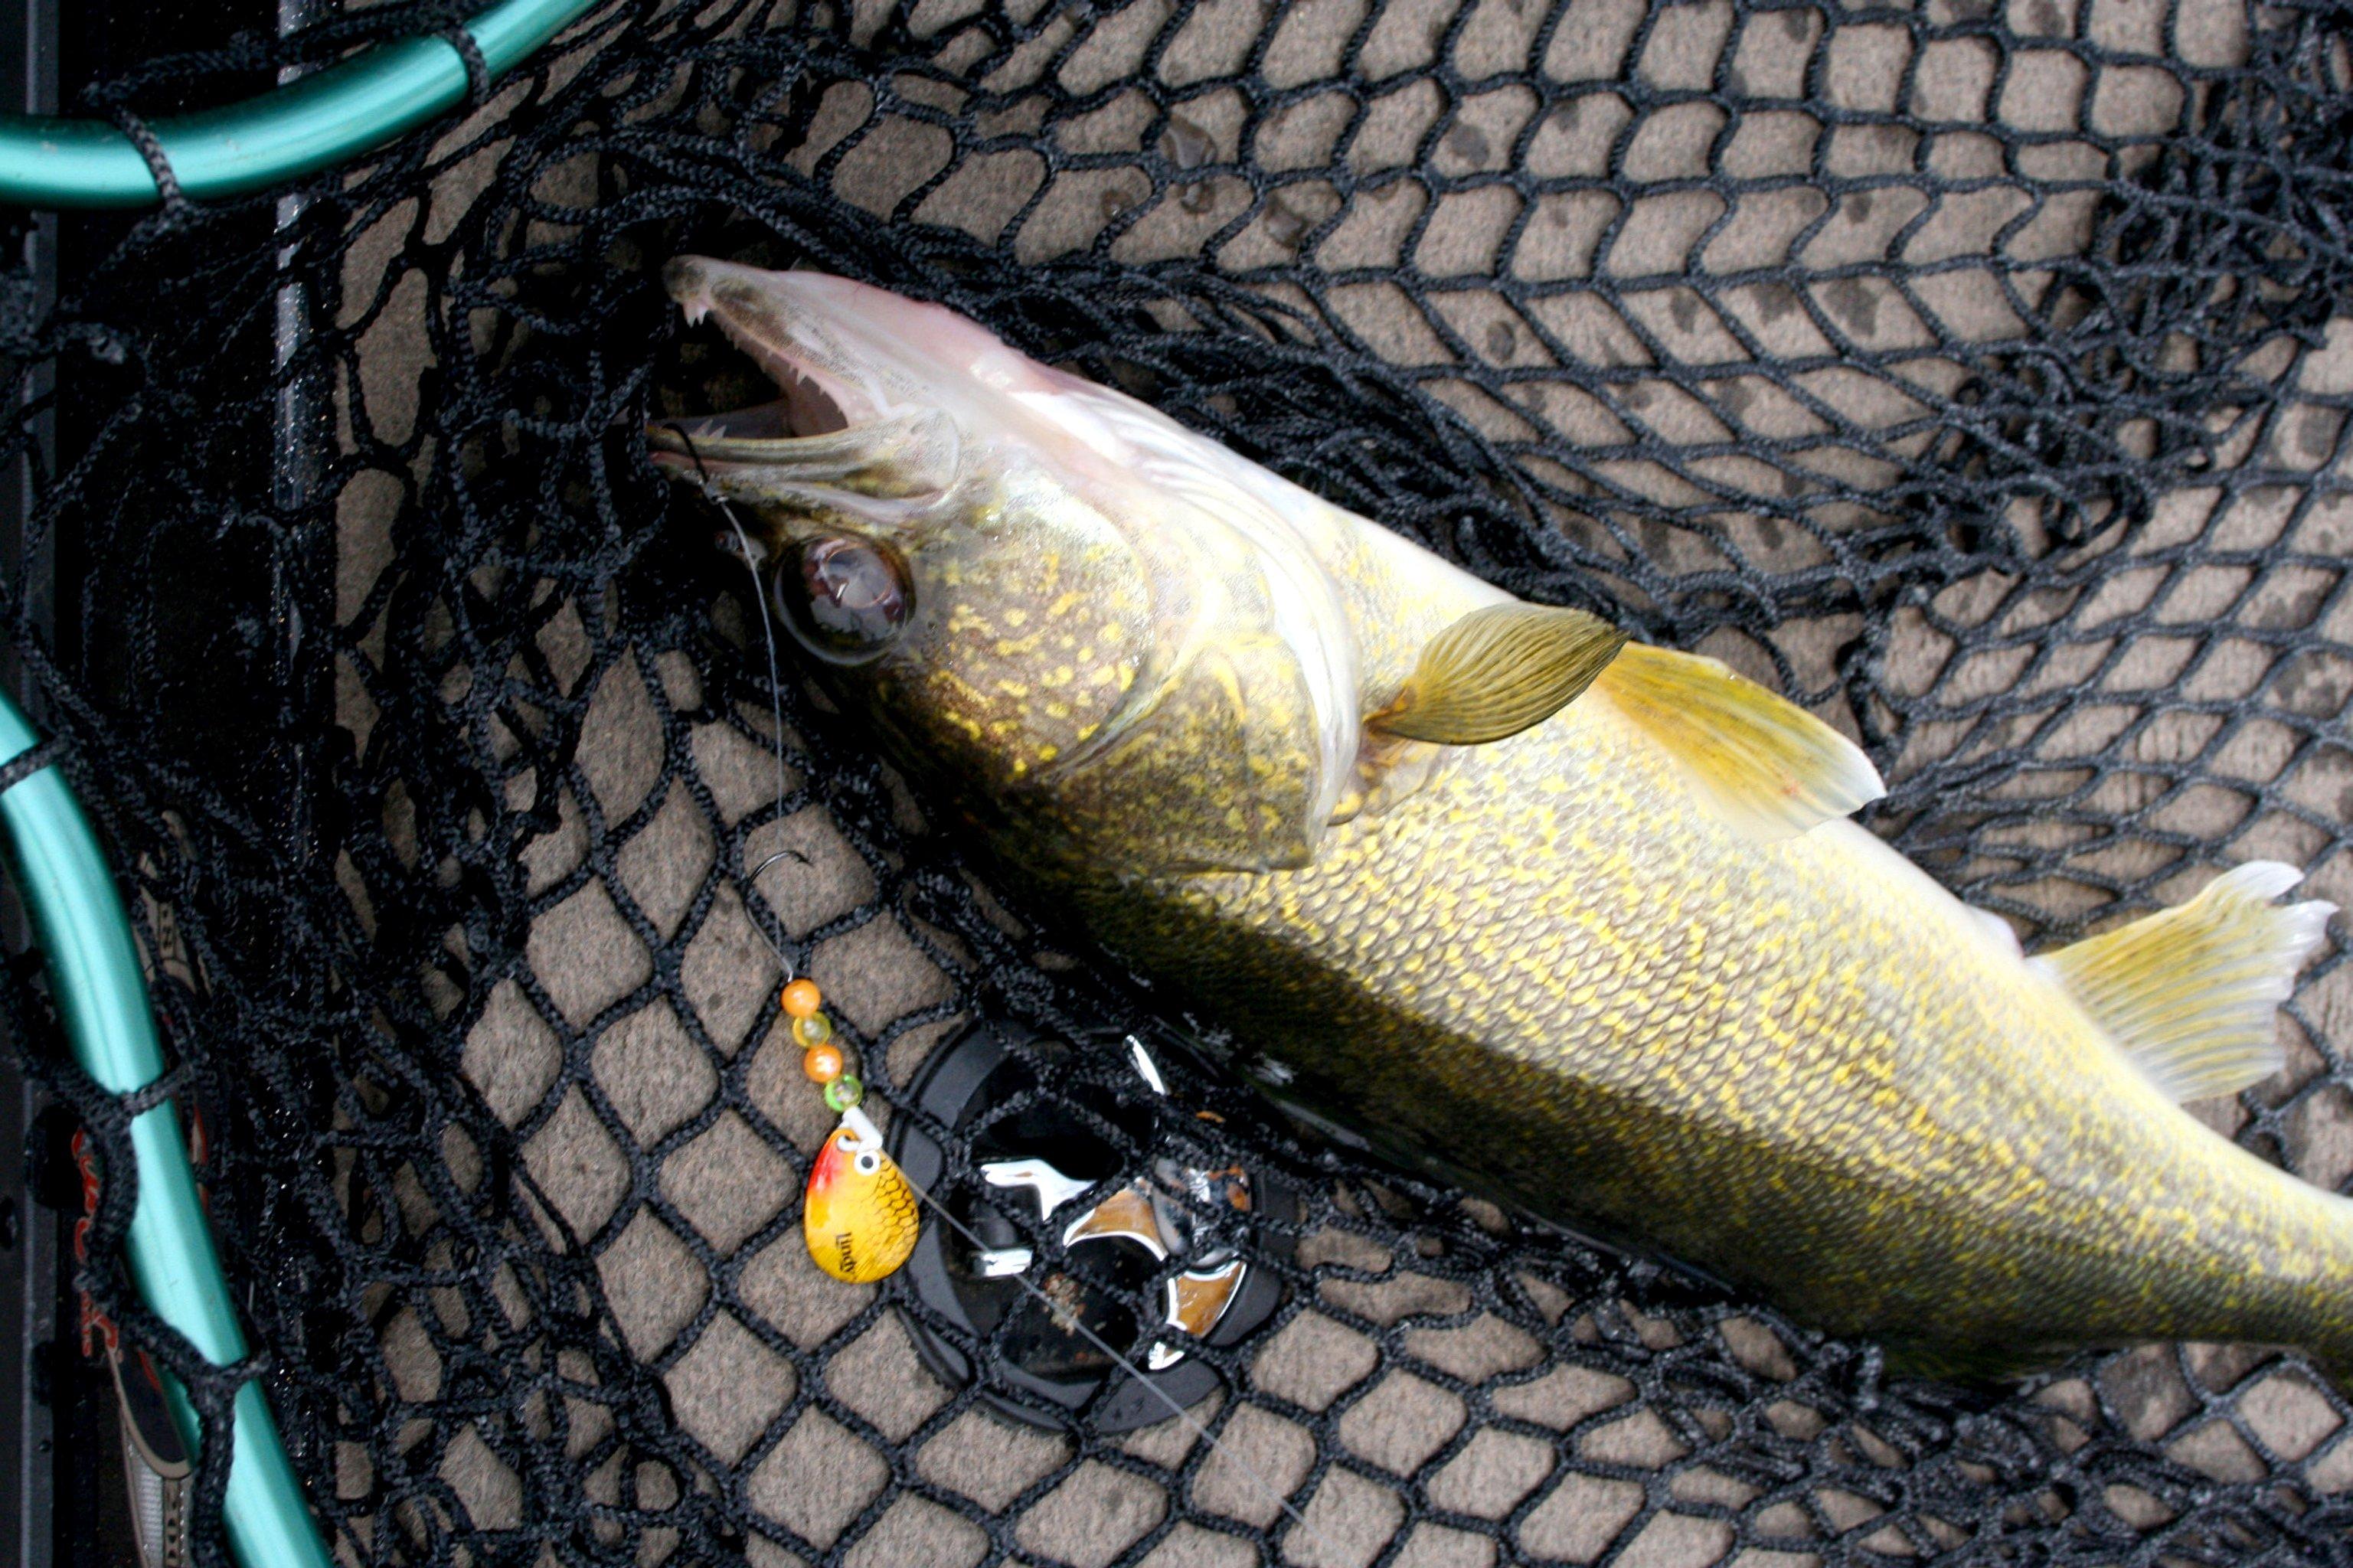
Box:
652 257 1364 880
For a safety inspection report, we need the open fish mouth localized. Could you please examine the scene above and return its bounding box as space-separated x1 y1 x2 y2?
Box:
645 386 836 455
647 257 969 514
648 256 894 472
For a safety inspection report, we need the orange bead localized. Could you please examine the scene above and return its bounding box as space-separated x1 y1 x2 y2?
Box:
781 978 823 1018
802 1043 845 1084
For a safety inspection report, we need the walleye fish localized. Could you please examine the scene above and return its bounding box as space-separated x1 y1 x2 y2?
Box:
651 256 2350 1378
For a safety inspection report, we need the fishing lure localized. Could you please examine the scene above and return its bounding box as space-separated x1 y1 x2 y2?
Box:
786 977 920 1283
665 426 928 1289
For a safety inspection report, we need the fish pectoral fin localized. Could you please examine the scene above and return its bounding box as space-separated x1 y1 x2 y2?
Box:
2034 861 2335 1102
1596 642 1884 841
1367 603 1627 746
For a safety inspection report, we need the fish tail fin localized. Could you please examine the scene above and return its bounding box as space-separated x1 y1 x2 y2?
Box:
2034 861 2335 1102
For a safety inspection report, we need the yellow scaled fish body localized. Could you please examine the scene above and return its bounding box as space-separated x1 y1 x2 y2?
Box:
654 257 2350 1376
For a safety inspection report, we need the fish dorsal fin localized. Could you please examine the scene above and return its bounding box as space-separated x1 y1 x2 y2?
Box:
2033 862 2335 1102
1368 604 1626 746
1597 642 1885 840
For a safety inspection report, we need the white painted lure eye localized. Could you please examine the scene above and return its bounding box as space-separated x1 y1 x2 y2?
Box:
855 1151 881 1175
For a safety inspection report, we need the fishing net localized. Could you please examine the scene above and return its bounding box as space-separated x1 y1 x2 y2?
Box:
12 0 2353 1562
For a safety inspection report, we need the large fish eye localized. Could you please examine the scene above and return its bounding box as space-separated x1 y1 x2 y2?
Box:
775 534 912 665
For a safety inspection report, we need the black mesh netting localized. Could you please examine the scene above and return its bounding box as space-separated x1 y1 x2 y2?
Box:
14 0 2353 1562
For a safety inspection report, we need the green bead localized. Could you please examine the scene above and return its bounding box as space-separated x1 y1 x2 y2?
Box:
792 1011 835 1049
824 1073 864 1113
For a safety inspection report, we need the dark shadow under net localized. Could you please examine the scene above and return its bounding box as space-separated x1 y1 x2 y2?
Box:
10 0 2353 1563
